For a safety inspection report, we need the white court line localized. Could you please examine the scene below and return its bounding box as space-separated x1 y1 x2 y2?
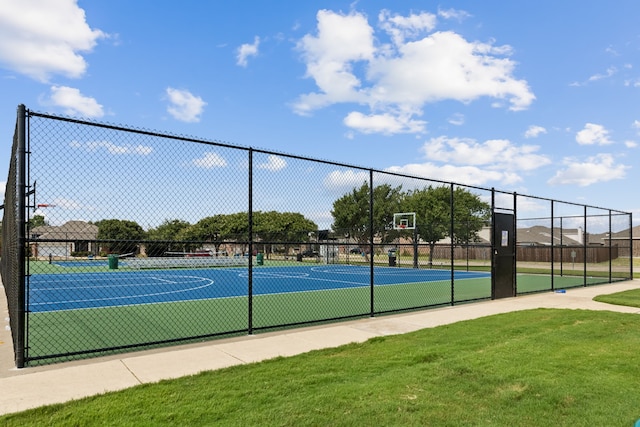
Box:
238 271 310 279
30 275 204 291
248 272 366 287
30 276 215 307
151 277 178 284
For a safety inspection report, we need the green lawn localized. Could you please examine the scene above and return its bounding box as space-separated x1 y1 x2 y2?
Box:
3 308 640 426
594 288 640 308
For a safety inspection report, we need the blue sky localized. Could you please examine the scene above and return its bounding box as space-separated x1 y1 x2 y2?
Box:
1 0 639 229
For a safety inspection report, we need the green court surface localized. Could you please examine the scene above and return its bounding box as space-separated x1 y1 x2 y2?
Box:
23 261 625 365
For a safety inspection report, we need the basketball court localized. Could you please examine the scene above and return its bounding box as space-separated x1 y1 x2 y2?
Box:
29 264 491 313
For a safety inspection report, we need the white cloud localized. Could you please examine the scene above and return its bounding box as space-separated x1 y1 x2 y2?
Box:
294 9 534 135
0 181 5 200
70 140 153 155
378 9 437 45
625 140 638 148
437 8 472 21
0 0 106 82
571 67 617 87
633 120 640 131
294 10 374 115
588 66 617 82
165 87 207 122
447 113 465 126
385 163 511 186
421 136 551 171
192 152 227 169
548 154 629 186
45 85 104 117
367 31 531 109
258 155 287 171
524 125 546 138
323 169 369 191
605 46 620 56
343 111 426 134
575 123 612 145
52 197 83 210
380 135 550 187
236 36 260 67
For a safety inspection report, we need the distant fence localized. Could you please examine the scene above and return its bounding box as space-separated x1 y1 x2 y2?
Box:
516 246 619 264
1 105 633 367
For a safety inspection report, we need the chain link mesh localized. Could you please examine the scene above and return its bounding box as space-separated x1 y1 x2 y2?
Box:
0 107 632 366
1 122 22 365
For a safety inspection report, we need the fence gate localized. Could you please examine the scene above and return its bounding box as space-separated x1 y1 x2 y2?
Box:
492 212 516 299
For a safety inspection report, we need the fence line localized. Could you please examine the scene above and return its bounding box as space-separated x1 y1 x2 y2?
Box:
0 105 633 367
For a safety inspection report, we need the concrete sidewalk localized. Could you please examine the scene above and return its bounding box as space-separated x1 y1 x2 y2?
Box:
1 280 639 416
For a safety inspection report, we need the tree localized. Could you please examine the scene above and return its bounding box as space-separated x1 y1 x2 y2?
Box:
179 215 229 255
253 211 317 258
146 219 191 256
331 183 402 259
28 214 47 229
451 187 491 245
402 185 450 266
371 184 404 244
95 219 146 254
225 212 250 241
401 185 490 266
177 211 318 258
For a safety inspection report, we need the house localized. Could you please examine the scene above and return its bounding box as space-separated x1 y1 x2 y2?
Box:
604 224 640 257
517 224 639 256
30 221 98 259
516 225 582 246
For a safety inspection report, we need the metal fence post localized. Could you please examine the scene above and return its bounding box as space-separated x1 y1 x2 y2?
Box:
513 192 517 295
608 210 612 283
583 205 587 287
630 213 634 279
450 183 454 305
490 188 495 299
248 148 253 335
16 104 26 368
550 200 555 291
369 169 374 317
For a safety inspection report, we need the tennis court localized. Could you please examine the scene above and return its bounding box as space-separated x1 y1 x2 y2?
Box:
29 264 490 312
26 261 621 365
23 264 492 363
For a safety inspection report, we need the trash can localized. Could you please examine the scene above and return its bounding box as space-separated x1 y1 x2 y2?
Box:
108 254 119 270
256 252 264 266
388 250 397 267
296 253 303 262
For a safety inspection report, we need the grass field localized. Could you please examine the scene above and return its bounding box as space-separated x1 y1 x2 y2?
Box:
3 307 640 426
594 287 640 308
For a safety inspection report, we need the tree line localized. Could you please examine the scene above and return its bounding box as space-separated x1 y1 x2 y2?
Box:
332 183 490 263
95 211 318 256
26 184 490 260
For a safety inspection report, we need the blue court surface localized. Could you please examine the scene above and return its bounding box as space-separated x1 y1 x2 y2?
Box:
29 265 489 313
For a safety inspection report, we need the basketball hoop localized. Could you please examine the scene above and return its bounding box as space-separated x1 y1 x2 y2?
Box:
393 212 415 231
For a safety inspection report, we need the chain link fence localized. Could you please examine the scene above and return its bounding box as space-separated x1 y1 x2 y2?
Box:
1 105 633 367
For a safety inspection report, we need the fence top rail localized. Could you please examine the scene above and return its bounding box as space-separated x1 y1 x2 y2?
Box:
23 106 631 216
518 212 625 221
